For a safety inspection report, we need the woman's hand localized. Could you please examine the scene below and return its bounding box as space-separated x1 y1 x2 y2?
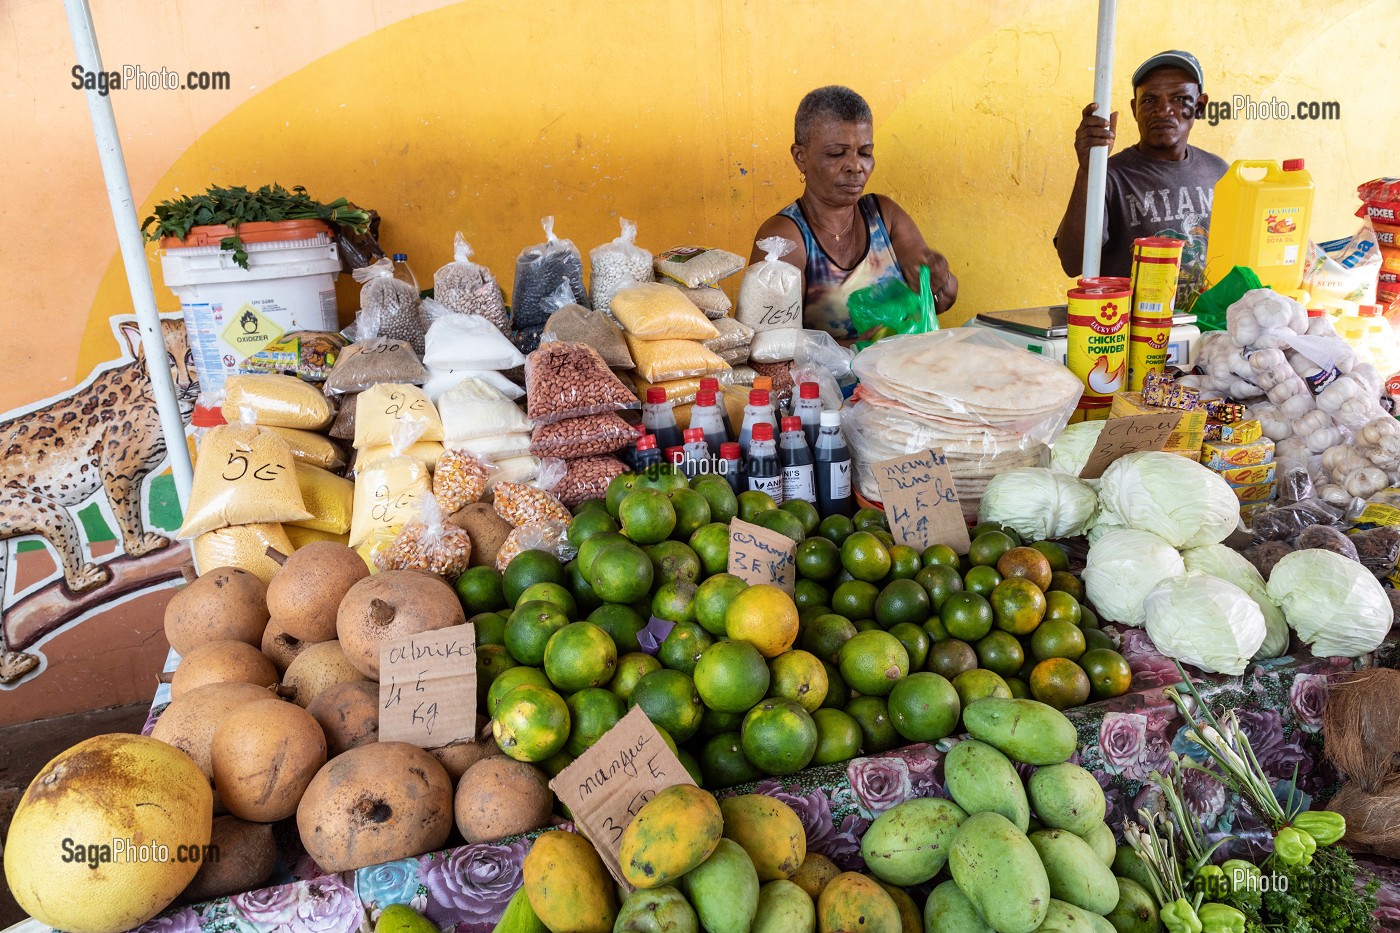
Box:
918 247 958 313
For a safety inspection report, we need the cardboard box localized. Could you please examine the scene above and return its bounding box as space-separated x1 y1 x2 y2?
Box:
1201 437 1276 470
1210 461 1276 487
1109 391 1207 458
1204 419 1262 445
1232 480 1277 503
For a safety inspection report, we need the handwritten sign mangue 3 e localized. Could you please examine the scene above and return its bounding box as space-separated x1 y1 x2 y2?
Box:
549 706 694 889
873 449 972 555
727 517 797 594
1077 411 1179 479
378 623 476 748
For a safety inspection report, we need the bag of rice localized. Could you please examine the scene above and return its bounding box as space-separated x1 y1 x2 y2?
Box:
223 375 334 431
288 463 354 534
355 441 444 474
543 304 634 369
352 257 426 355
193 523 294 583
530 412 634 459
349 453 431 547
736 236 802 330
432 232 510 333
590 218 655 317
421 299 526 371
513 216 589 328
323 339 427 395
439 378 532 444
704 317 754 353
353 384 443 449
178 424 312 538
655 246 746 288
625 334 730 383
525 341 641 425
611 283 721 341
750 326 801 364
718 345 749 366
661 280 733 318
423 366 526 403
264 427 346 472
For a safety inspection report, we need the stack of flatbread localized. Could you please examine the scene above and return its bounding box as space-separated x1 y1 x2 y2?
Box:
846 332 1083 519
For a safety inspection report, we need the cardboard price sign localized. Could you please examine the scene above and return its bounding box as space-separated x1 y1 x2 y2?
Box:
727 518 798 594
1077 411 1180 479
378 623 476 748
549 706 694 889
873 449 972 555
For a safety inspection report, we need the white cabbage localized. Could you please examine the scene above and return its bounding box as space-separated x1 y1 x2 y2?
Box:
1086 511 1126 546
1098 451 1240 548
1265 549 1394 657
1144 571 1267 675
1051 421 1105 477
1181 544 1290 659
1083 528 1186 627
978 468 1099 541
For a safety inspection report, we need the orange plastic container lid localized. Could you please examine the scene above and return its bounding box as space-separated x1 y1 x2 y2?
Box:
160 218 332 250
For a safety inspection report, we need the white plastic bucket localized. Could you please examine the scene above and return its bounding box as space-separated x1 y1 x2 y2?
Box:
159 224 341 395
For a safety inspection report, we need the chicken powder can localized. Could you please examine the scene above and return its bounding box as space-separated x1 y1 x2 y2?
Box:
1128 238 1184 390
1067 285 1131 422
1077 276 1132 291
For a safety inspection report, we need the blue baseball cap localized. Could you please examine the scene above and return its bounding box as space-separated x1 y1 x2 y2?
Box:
1132 51 1204 90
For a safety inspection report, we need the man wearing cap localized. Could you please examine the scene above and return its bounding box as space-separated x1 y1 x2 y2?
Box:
1055 50 1228 293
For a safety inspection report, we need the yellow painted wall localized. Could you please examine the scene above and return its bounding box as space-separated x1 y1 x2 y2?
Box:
1 0 1395 714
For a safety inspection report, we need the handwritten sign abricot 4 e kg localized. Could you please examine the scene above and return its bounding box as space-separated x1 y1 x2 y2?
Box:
378 623 476 748
549 706 694 889
873 449 972 555
727 518 797 594
1078 411 1180 479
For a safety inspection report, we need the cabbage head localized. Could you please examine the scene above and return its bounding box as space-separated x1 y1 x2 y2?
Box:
1098 451 1240 548
1083 528 1185 627
1265 548 1393 657
978 468 1099 541
1051 421 1105 477
1143 571 1266 675
1181 544 1289 659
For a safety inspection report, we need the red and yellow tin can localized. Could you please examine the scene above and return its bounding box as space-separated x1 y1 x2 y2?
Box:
1067 284 1131 422
1128 237 1184 390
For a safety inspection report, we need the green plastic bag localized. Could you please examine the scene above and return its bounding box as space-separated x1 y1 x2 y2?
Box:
849 264 937 343
1189 265 1262 331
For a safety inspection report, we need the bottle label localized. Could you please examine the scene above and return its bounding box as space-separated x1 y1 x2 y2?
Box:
829 461 853 499
783 465 816 502
749 474 782 498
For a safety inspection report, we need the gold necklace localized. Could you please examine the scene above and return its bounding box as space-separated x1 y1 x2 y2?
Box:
804 198 857 242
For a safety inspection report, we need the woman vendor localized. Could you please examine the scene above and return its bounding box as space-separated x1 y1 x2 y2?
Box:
750 85 958 342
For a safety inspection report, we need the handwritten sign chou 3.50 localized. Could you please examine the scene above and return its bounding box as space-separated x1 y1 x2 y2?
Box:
727 518 797 595
1077 411 1179 480
378 623 476 748
549 706 694 889
873 449 972 556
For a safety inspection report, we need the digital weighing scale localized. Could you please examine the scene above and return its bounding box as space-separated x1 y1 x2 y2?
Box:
962 305 1202 369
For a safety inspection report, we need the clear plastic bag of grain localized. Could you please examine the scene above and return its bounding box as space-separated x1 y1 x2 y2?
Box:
378 493 472 577
178 423 312 539
222 375 335 431
353 383 444 449
512 217 589 329
654 245 745 289
432 232 510 334
434 447 494 514
704 316 754 354
193 522 294 582
590 217 655 318
322 339 427 396
493 461 572 527
525 341 640 425
736 236 802 331
265 426 346 472
543 303 634 369
352 257 426 356
495 519 574 573
661 280 733 319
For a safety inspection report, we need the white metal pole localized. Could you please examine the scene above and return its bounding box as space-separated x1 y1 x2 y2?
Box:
63 0 194 506
1080 0 1118 278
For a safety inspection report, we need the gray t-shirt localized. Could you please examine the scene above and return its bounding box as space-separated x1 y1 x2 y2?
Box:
1100 143 1229 281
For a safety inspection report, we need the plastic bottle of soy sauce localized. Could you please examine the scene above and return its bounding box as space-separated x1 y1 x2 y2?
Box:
738 389 779 460
681 428 711 478
688 391 729 456
719 441 745 495
699 377 735 437
643 387 683 452
746 422 783 502
814 410 854 518
779 416 816 504
794 382 824 448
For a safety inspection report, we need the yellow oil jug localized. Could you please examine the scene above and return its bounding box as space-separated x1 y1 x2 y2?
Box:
1205 159 1315 293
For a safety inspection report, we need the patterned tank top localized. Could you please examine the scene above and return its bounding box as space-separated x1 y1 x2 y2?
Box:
779 194 906 340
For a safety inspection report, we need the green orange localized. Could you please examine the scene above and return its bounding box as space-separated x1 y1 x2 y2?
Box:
796 536 842 583
645 540 703 585
794 579 830 613
454 566 507 616
888 623 931 672
1028 658 1092 710
486 665 551 718
952 669 1012 708
921 544 960 569
587 604 647 653
693 640 771 713
768 649 829 713
517 581 577 619
1031 619 1087 662
841 531 892 583
588 540 654 604
967 530 1016 568
755 506 807 543
652 580 699 625
996 546 1054 591
925 638 978 681
818 514 856 546
1031 540 1070 571
667 487 713 540
688 522 732 577
469 611 507 646
885 544 923 581
941 592 994 642
619 488 678 545
963 565 1003 598
694 573 748 636
990 577 1047 635
609 652 661 702
737 490 779 523
832 579 880 623
565 688 627 756
544 621 618 693
630 669 704 741
1048 572 1085 602
699 731 760 788
810 708 863 765
887 671 961 742
492 684 571 762
657 619 714 676
503 549 567 606
976 630 1025 678
837 629 910 697
916 563 964 611
853 507 889 531
505 600 571 666
1043 590 1082 625
690 474 739 524
741 698 819 775
567 508 620 550
844 695 899 754
1080 648 1133 699
781 499 822 536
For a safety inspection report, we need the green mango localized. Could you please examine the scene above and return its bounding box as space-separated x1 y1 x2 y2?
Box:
859 796 966 886
1030 763 1107 836
1111 846 1156 895
923 880 994 933
1034 898 1109 932
945 739 1030 831
1029 830 1120 916
949 812 1051 933
963 697 1077 765
680 838 760 933
612 885 699 933
751 879 815 933
1076 821 1117 868
1104 877 1159 933
377 904 438 933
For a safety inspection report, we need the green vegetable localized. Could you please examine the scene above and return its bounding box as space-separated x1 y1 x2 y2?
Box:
142 183 370 269
1272 827 1313 867
1220 859 1260 894
1292 810 1346 846
1162 897 1203 933
1198 903 1246 933
1192 864 1226 899
1260 844 1379 933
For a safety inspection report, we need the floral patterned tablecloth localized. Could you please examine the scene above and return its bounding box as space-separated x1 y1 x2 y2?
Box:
126 629 1392 933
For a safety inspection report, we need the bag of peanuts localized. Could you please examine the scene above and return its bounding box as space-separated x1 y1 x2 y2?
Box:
495 518 575 573
513 216 589 329
554 455 629 508
378 493 472 577
353 383 444 450
434 447 493 514
530 412 634 460
432 232 510 334
352 257 426 356
736 236 803 331
590 218 655 319
525 341 640 425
